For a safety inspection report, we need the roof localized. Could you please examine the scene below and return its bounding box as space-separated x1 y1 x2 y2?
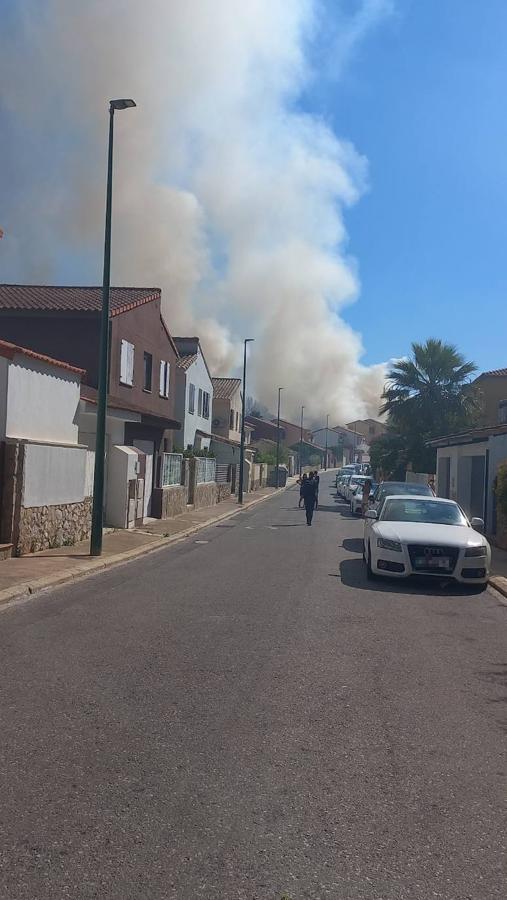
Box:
0 284 160 317
176 353 198 370
475 368 507 379
0 338 85 377
81 385 181 430
427 422 507 448
212 377 241 400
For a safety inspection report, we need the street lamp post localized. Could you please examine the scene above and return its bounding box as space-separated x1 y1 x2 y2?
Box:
238 338 254 505
299 405 304 477
324 413 329 470
90 98 136 557
275 387 283 487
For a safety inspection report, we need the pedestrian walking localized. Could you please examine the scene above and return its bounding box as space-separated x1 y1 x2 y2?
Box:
298 472 308 508
301 473 317 525
313 470 320 509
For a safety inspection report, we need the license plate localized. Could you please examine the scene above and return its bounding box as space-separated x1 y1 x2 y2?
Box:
415 557 450 569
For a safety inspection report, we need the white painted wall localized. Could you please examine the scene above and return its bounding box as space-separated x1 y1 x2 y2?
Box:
22 442 87 508
6 355 80 443
175 349 213 449
0 356 8 440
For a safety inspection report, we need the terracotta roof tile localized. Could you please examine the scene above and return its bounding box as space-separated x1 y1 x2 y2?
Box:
0 338 85 376
176 353 198 370
476 368 507 379
212 377 241 400
0 284 160 316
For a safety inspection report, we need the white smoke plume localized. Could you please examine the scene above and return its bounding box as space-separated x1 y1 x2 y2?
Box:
0 0 389 425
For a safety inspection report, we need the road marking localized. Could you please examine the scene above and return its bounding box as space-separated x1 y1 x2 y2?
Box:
268 526 278 530
194 540 209 544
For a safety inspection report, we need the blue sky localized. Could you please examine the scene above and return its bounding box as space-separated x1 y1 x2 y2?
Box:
307 0 507 373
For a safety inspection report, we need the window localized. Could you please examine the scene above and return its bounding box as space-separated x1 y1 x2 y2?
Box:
143 352 153 391
189 383 196 414
235 411 240 431
202 391 210 419
198 388 203 416
159 361 170 398
120 339 134 386
229 409 234 430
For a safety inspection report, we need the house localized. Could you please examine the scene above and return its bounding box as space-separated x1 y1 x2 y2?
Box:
174 337 213 452
0 339 91 554
312 424 365 464
346 418 387 442
472 368 507 425
429 423 507 535
0 284 181 519
246 414 286 444
212 378 243 442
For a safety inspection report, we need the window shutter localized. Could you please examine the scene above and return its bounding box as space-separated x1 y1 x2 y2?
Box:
127 342 134 385
159 361 165 396
166 362 170 397
120 340 128 384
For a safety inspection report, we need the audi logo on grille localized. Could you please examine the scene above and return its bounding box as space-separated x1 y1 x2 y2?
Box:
424 547 443 556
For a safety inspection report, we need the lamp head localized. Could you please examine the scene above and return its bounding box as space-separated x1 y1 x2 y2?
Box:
110 98 136 111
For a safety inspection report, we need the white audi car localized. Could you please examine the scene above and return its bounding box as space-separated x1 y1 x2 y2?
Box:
363 495 490 590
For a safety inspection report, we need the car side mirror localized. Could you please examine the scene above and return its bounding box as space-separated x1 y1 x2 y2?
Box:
471 517 484 533
365 509 377 520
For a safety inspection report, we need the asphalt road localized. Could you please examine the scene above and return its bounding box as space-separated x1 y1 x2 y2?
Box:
1 472 506 900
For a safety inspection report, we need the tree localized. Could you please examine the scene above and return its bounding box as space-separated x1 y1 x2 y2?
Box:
369 432 407 481
380 338 481 473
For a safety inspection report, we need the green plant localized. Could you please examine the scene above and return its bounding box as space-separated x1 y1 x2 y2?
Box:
496 462 507 519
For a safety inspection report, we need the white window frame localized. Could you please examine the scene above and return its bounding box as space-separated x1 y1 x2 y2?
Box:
120 339 134 386
198 388 203 417
202 391 210 419
188 383 196 415
159 360 170 398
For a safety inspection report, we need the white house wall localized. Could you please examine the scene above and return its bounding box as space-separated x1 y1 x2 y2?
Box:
6 355 80 444
22 442 87 508
0 356 8 440
177 351 213 449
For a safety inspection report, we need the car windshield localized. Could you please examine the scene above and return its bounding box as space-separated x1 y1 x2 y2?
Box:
380 498 467 526
350 477 367 487
378 482 432 501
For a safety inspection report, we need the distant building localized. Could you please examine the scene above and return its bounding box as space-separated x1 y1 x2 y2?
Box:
174 337 213 452
212 377 243 442
346 419 387 442
472 368 507 426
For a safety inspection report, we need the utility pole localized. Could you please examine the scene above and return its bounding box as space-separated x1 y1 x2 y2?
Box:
275 387 283 488
90 98 136 557
238 338 254 504
299 405 304 477
324 413 329 470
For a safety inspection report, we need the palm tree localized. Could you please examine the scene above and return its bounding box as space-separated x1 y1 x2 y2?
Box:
381 338 479 443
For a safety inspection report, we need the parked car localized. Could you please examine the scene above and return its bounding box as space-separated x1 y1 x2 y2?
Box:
335 465 360 487
338 474 354 498
344 474 371 503
350 481 377 516
363 495 490 590
370 480 433 510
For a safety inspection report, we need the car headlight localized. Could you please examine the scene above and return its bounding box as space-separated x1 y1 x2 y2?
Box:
464 546 487 557
377 537 402 552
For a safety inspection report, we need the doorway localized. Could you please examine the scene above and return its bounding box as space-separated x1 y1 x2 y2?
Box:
134 439 155 518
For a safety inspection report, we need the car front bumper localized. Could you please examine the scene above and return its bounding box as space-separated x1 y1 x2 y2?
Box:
371 545 490 583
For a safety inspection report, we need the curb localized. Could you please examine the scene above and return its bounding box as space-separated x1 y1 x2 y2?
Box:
0 485 291 610
488 575 507 605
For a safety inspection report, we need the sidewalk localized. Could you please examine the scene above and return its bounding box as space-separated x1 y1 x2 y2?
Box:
488 544 507 600
0 484 295 608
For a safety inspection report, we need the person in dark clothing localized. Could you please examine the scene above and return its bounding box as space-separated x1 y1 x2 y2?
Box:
313 471 320 509
301 474 317 525
298 472 308 508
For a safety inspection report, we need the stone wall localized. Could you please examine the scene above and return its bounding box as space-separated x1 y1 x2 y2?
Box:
193 482 218 510
217 483 231 503
151 485 187 519
17 497 92 555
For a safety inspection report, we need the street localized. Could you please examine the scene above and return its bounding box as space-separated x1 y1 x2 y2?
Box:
1 471 506 899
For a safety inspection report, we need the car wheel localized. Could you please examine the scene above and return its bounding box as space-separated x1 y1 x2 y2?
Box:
366 544 377 580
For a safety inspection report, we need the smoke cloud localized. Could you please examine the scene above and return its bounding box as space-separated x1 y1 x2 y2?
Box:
0 0 389 425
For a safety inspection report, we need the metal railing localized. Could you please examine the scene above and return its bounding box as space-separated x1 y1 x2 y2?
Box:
215 464 229 484
160 452 183 487
196 457 216 484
